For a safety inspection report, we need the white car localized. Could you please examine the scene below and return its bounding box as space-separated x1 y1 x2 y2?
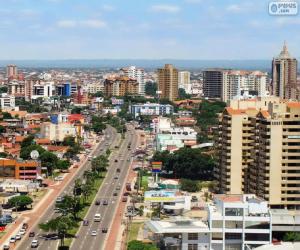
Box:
9 237 16 243
15 234 21 240
19 228 26 235
54 176 64 181
31 239 39 248
91 230 97 236
3 244 10 250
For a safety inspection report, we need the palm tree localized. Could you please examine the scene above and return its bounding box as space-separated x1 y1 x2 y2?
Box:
39 216 77 247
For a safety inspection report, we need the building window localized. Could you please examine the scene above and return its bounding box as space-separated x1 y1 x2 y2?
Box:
188 244 198 250
188 233 198 240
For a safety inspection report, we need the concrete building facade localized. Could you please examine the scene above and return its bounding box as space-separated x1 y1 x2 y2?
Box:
158 64 179 101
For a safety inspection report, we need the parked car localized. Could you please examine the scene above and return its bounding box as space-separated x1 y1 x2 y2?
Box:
19 229 26 235
2 244 9 250
95 200 101 206
122 197 128 202
9 237 16 243
15 234 21 240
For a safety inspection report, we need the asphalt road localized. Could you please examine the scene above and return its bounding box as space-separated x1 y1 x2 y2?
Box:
16 126 119 250
71 125 138 250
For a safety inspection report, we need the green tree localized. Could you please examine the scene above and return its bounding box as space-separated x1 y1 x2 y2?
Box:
152 148 215 180
178 88 191 100
180 179 200 192
91 155 109 174
55 195 81 220
40 151 59 176
145 82 157 96
62 136 76 147
0 86 8 94
2 112 13 120
8 195 33 210
57 160 71 171
127 240 158 250
283 232 300 242
0 125 6 133
81 182 93 201
21 135 35 148
71 107 82 114
39 216 76 247
20 144 45 160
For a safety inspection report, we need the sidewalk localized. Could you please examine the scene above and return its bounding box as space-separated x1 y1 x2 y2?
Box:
0 135 103 247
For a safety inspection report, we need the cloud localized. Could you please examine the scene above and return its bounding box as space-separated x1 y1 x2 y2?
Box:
57 19 107 29
81 19 106 28
102 4 115 12
276 18 300 26
150 4 180 13
226 4 242 13
184 0 203 4
57 20 76 28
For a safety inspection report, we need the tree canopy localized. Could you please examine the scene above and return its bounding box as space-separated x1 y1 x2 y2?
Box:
145 82 157 96
8 195 33 210
127 240 158 250
180 179 200 192
152 148 215 180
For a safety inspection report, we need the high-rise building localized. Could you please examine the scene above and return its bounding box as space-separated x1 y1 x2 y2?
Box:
121 66 145 96
157 64 178 101
272 42 298 99
215 97 300 209
6 64 18 79
203 69 268 102
104 76 139 97
178 71 191 94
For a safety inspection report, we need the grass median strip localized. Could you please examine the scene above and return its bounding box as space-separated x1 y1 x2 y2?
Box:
64 172 106 247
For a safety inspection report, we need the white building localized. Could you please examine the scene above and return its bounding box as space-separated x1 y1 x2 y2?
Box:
208 194 272 250
31 81 54 100
84 81 104 94
121 66 145 95
144 194 272 250
178 71 192 94
40 122 77 142
130 103 174 118
0 93 15 110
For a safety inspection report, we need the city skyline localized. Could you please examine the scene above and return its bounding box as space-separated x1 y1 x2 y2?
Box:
0 0 299 60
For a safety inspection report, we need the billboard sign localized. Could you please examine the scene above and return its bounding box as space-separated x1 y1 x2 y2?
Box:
152 161 162 173
111 97 124 105
144 191 176 202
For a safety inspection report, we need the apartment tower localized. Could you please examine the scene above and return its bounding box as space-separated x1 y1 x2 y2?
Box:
272 42 298 99
215 97 300 209
157 64 178 101
6 64 18 79
121 66 145 96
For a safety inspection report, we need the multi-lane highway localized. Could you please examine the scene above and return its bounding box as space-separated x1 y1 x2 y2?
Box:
72 125 138 250
16 126 119 250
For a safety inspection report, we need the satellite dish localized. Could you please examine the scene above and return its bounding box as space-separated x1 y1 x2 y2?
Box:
30 150 39 160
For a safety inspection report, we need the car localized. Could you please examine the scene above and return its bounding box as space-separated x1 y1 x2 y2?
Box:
54 176 64 181
73 164 79 168
31 239 39 248
102 228 108 233
114 159 118 163
114 176 118 180
15 234 21 240
29 232 35 237
114 145 119 149
22 223 29 230
94 213 101 222
113 192 118 196
56 196 63 203
127 158 130 162
116 186 120 190
123 192 130 196
9 237 16 243
95 200 101 206
83 220 89 226
3 244 9 250
102 200 108 205
122 197 128 202
116 168 120 173
19 228 26 235
91 230 97 236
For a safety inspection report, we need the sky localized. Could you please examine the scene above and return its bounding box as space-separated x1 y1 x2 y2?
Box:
0 0 299 60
